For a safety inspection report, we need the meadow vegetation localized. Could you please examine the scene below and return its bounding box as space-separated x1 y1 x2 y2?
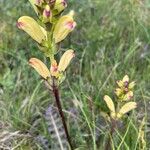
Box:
0 0 150 149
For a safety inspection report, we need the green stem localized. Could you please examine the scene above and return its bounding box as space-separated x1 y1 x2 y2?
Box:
80 107 96 150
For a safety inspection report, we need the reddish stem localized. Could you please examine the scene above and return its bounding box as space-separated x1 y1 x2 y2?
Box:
52 79 73 150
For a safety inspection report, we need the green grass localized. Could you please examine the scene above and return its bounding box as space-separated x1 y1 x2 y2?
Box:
0 0 150 149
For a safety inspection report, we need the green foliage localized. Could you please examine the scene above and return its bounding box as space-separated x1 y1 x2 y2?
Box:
0 0 150 149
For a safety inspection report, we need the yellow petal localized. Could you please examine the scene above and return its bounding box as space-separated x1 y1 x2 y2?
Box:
54 0 67 13
117 102 137 118
53 11 76 43
17 16 47 43
29 58 50 79
116 80 124 88
123 75 129 83
58 49 75 72
103 95 115 114
129 81 135 89
115 88 122 97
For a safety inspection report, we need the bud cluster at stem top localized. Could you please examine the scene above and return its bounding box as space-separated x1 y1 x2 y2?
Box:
32 0 67 20
115 75 135 101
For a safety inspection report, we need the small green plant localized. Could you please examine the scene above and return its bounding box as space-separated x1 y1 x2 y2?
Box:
103 75 137 150
17 0 76 149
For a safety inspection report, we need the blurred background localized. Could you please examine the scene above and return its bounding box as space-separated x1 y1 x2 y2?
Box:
0 0 150 149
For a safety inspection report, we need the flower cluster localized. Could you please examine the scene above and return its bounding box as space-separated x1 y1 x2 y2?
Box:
115 75 135 101
103 75 137 120
17 0 76 85
29 49 75 80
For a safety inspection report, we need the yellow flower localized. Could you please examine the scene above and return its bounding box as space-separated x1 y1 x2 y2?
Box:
53 11 76 43
43 5 52 23
58 49 75 72
117 102 137 119
29 58 50 79
104 95 116 118
50 49 75 77
129 81 135 89
116 75 129 88
29 50 75 79
103 95 137 119
54 0 67 14
17 16 47 44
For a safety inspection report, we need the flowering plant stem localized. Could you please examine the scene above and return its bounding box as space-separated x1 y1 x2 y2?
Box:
52 78 73 150
105 119 117 150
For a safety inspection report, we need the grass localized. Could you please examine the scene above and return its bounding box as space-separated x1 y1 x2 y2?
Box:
0 0 150 149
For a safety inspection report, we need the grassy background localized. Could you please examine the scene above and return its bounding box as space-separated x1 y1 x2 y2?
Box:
0 0 150 149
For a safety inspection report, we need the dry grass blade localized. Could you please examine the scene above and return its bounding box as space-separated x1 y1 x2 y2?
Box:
45 106 68 150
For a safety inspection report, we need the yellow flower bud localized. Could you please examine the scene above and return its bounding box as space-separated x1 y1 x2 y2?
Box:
123 75 129 83
58 50 75 72
29 58 50 79
124 91 133 101
117 75 130 88
54 0 67 13
17 16 47 44
117 102 137 118
43 5 52 23
115 88 122 97
50 60 59 77
53 11 76 43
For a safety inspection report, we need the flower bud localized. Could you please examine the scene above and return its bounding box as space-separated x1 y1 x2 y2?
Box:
17 16 47 44
123 75 129 83
115 88 122 97
50 60 59 77
29 58 50 79
124 91 133 101
35 0 44 6
43 5 52 23
49 0 56 5
117 75 129 88
29 0 44 14
58 50 75 72
53 11 76 43
54 0 67 14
